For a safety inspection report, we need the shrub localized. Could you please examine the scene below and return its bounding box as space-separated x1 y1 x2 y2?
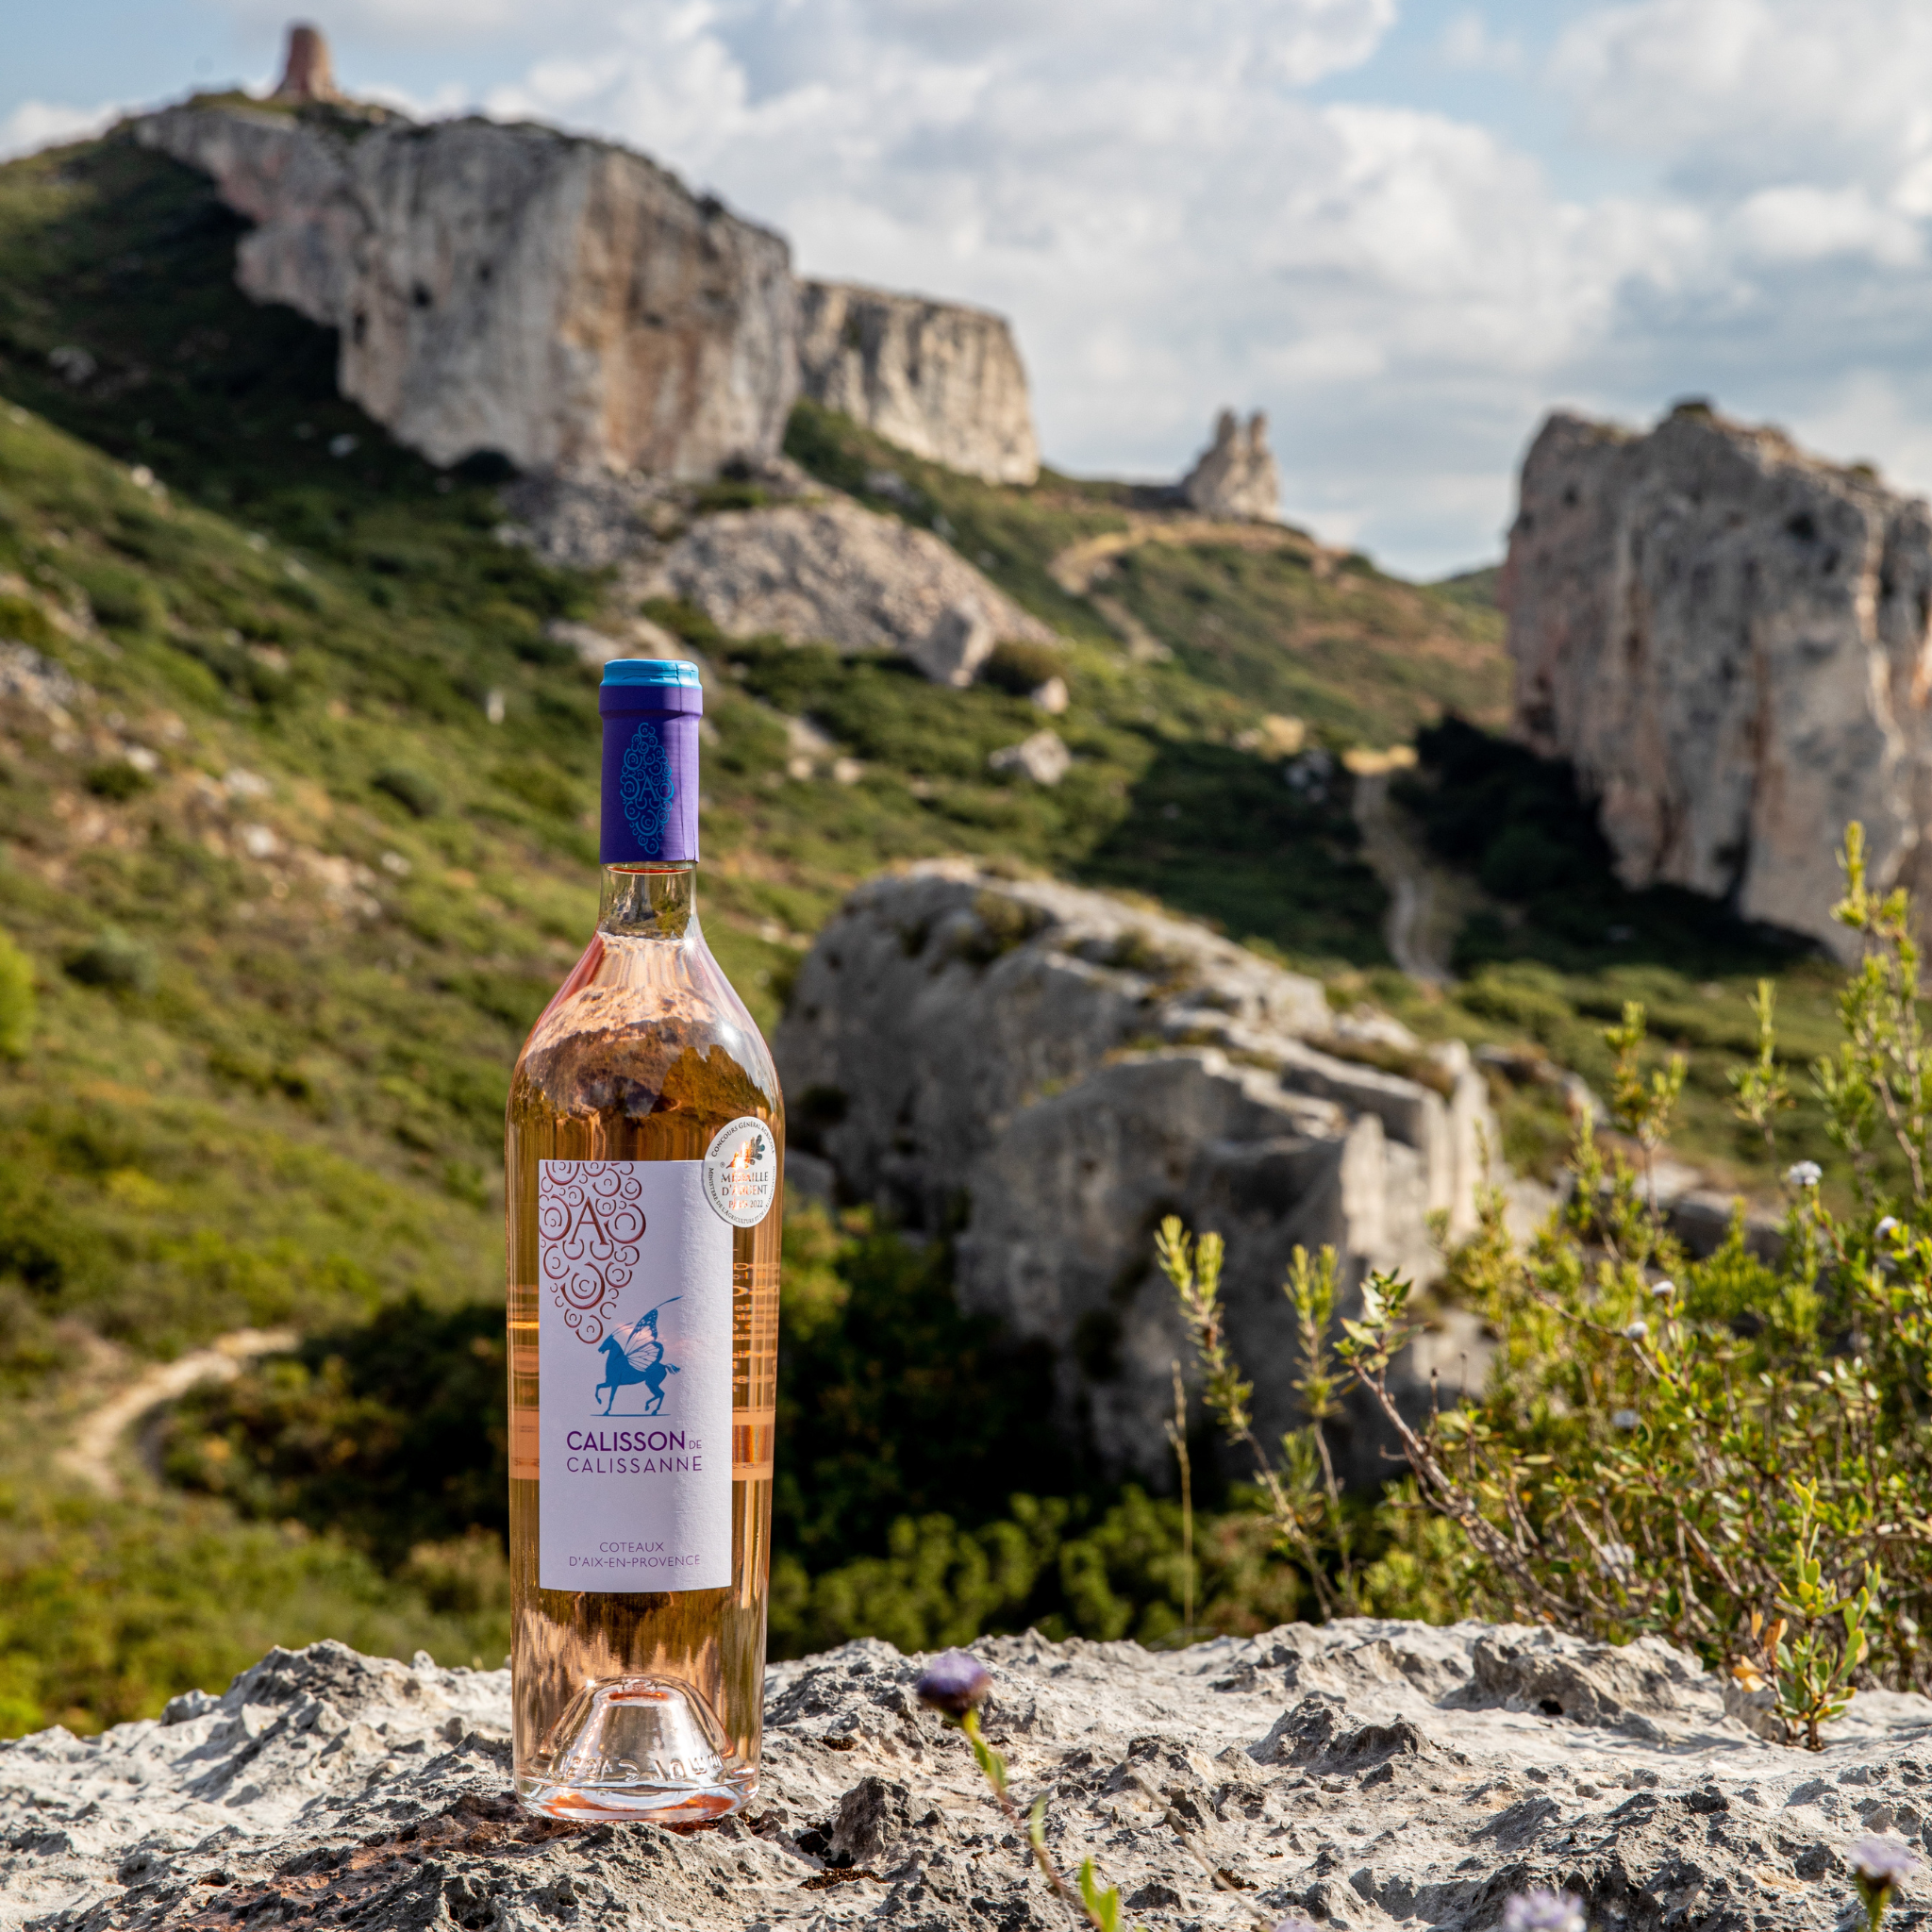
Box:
980 640 1065 696
371 764 442 818
62 928 156 994
0 928 33 1057
82 759 154 802
1168 823 1932 1748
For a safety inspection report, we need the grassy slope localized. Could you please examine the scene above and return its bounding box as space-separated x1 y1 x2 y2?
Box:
0 127 1852 1731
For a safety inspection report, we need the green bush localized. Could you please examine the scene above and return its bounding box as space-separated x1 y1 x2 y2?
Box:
980 639 1065 696
0 928 32 1057
372 765 442 818
82 759 154 802
62 928 156 993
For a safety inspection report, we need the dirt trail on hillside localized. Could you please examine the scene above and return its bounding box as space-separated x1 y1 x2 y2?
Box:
58 1326 298 1497
1047 514 1325 597
1351 771 1476 984
1047 514 1335 663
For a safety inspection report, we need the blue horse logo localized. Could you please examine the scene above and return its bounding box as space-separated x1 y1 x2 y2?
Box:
594 1300 682 1416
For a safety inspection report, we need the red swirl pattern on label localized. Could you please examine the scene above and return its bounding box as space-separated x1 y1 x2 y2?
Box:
538 1162 646 1344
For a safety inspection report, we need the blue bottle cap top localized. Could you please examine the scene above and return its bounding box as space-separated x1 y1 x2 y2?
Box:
600 658 703 688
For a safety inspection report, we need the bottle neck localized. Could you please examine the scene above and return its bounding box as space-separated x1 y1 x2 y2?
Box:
598 864 695 940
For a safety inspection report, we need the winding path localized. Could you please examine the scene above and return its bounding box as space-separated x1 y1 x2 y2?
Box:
57 1325 297 1496
1350 770 1475 985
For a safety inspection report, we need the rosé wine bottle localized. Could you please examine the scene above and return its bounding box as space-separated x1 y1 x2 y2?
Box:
505 658 782 1824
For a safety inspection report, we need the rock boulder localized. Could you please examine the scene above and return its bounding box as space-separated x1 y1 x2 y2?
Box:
797 280 1041 485
135 103 798 480
7 1624 1928 1931
645 499 1056 681
774 864 1492 1483
1505 405 1932 958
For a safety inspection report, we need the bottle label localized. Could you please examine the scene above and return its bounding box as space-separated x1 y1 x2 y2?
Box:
702 1116 780 1228
537 1159 732 1593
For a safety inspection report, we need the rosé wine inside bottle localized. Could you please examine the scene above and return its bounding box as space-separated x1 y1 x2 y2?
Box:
505 658 782 1824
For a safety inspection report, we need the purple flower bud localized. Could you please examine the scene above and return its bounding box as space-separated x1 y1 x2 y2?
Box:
1855 1838 1920 1890
1503 1891 1587 1932
916 1648 991 1717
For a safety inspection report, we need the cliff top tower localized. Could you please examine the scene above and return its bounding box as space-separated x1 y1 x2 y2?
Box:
272 24 341 103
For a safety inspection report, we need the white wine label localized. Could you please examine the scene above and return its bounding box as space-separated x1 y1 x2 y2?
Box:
702 1116 779 1228
536 1159 732 1593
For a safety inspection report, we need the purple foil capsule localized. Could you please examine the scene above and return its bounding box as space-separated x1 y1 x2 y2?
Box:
599 659 704 865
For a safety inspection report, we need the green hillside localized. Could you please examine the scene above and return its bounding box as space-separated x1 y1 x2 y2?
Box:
0 125 1846 1734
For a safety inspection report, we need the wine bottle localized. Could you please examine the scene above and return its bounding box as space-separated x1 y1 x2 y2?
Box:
505 658 782 1824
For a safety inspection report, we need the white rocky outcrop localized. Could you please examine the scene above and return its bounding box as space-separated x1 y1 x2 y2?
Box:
774 864 1492 1483
645 499 1057 683
1505 405 1932 958
8 1625 1927 1931
135 103 798 480
797 280 1041 485
1182 408 1281 521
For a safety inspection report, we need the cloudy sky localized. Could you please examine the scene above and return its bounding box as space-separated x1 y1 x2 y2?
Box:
9 1 1932 575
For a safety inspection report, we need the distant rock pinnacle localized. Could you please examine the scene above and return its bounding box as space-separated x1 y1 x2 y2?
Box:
1181 408 1281 522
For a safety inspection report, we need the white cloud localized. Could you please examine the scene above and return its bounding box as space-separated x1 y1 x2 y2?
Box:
0 99 128 160
1733 184 1921 266
1553 0 1932 192
1439 11 1524 73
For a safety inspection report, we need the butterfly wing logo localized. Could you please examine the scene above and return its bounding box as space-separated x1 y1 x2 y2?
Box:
592 1298 683 1416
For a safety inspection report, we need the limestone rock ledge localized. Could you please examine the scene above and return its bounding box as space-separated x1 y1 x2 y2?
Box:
7 1623 1930 1932
135 103 798 481
797 280 1041 486
775 864 1493 1483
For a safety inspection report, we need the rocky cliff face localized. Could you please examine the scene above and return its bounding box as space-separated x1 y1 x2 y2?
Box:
797 281 1041 485
1183 408 1281 521
135 104 798 480
1505 406 1932 957
7 1625 1926 1932
774 864 1491 1483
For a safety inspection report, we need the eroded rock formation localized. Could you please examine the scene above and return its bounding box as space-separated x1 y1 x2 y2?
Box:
7 1625 1927 1931
1182 408 1281 521
1505 405 1932 958
644 500 1056 683
774 864 1491 1482
135 104 798 479
797 281 1041 485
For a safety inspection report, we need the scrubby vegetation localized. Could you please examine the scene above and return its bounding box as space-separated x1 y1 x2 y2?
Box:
0 125 1874 1736
1170 830 1932 1748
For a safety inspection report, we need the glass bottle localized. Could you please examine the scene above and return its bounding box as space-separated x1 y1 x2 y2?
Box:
504 658 782 1824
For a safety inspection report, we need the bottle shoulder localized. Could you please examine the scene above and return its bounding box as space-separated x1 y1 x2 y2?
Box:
509 923 781 1132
